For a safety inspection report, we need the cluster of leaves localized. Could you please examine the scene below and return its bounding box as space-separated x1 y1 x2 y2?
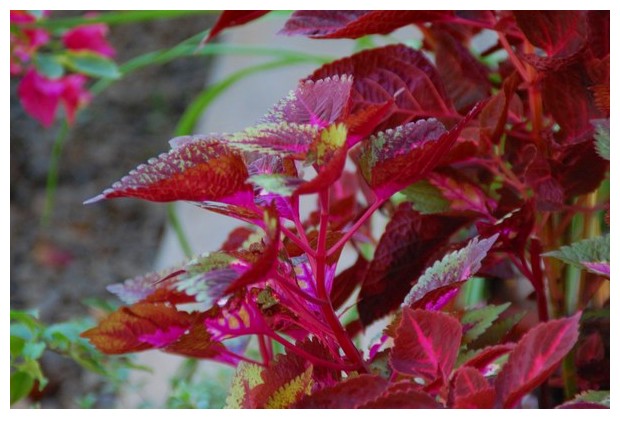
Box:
10 10 119 127
10 310 137 406
78 10 609 408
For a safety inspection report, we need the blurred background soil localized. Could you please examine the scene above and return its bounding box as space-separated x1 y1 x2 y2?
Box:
10 12 216 407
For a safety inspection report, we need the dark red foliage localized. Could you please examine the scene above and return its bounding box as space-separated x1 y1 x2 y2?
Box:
80 10 608 409
357 204 466 326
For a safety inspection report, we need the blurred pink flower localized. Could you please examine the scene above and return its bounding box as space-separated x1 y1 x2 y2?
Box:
10 10 50 75
62 23 116 58
18 69 91 127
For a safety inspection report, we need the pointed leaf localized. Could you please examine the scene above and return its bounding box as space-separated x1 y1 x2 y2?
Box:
262 75 352 127
450 366 495 409
429 172 496 217
86 136 251 204
164 320 229 361
360 386 441 409
294 374 388 409
308 44 455 130
403 234 498 307
81 303 194 354
358 204 466 326
265 366 314 409
544 234 609 278
461 303 511 346
431 27 491 112
400 180 450 214
357 102 484 199
280 10 455 39
225 362 264 409
227 123 319 158
593 119 610 160
206 11 270 42
63 50 120 79
390 308 462 384
495 313 581 408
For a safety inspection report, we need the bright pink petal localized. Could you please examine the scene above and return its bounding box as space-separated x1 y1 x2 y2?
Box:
62 24 116 58
17 68 64 127
60 74 92 124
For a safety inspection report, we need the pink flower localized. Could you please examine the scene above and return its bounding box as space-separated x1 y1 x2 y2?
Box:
17 68 91 127
62 24 116 58
10 10 50 75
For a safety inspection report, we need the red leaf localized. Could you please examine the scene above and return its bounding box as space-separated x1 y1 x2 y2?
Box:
206 11 270 42
330 256 368 310
390 308 462 385
542 63 600 144
308 44 456 130
86 136 252 204
224 207 280 294
495 313 581 408
81 303 193 354
280 10 454 39
356 102 485 199
221 226 255 252
164 320 229 361
431 27 492 112
514 11 587 69
360 385 441 409
358 203 466 326
449 366 495 408
461 344 516 373
294 374 387 408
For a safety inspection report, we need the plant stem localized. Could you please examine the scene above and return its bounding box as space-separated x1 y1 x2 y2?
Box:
267 332 358 372
281 227 316 258
35 10 219 30
258 335 271 366
41 120 69 228
166 204 193 258
315 191 367 372
326 198 384 258
529 239 549 322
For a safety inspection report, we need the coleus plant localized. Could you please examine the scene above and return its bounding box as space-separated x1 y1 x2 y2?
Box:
81 10 609 409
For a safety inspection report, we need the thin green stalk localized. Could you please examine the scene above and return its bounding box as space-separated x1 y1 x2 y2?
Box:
166 204 193 258
459 277 487 308
34 11 219 30
92 40 333 96
41 120 69 228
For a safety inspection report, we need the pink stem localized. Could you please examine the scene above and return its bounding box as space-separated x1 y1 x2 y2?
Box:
326 198 384 258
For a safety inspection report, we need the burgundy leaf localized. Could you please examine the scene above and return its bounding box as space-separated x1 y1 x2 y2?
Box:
495 313 581 408
205 11 270 42
224 207 280 294
308 44 456 130
403 234 498 307
431 27 492 112
357 204 466 326
461 344 516 373
429 172 496 217
330 256 369 311
479 72 521 145
360 385 441 409
514 11 587 69
294 374 387 409
280 10 454 39
262 75 353 127
81 303 194 354
221 226 255 252
390 308 462 385
228 123 319 159
449 366 495 408
85 136 252 204
357 102 484 199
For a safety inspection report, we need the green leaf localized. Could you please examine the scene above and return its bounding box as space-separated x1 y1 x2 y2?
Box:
10 336 26 358
461 303 510 346
248 174 302 196
63 51 121 79
400 180 450 214
34 53 65 79
10 372 34 405
10 310 41 332
593 120 610 160
22 342 46 360
544 234 609 275
225 362 263 409
468 310 526 351
573 390 610 407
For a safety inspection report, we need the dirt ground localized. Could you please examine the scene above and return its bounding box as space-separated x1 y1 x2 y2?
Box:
10 12 215 408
